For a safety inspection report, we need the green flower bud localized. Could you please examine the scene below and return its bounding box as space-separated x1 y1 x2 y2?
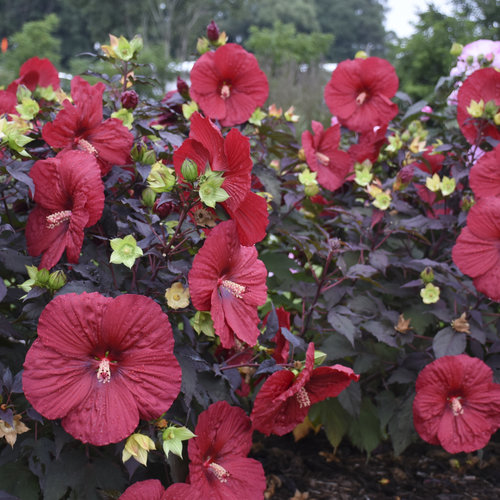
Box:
420 266 434 284
298 168 317 186
354 161 373 187
37 268 50 286
450 42 463 57
122 433 155 466
197 37 210 54
199 169 228 208
142 149 157 165
180 158 199 182
484 100 499 119
142 187 156 208
191 311 215 337
304 183 319 197
48 270 67 290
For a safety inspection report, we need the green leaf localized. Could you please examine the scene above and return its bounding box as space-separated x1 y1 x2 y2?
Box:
309 398 350 451
327 311 357 346
433 327 466 358
347 398 382 457
388 394 417 456
0 463 40 500
338 381 361 417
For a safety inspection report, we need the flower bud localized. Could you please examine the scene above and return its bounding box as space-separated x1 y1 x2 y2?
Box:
153 200 175 218
37 268 50 286
304 183 319 197
206 20 220 42
176 77 189 99
181 158 199 182
142 187 156 208
420 266 434 284
142 149 157 165
48 270 67 290
121 90 139 110
450 42 463 57
484 100 499 119
197 37 210 55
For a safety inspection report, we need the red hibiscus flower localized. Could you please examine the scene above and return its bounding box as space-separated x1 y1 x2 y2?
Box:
42 76 134 175
14 56 60 91
324 57 399 133
120 479 167 500
452 197 500 301
25 150 104 270
348 124 388 165
23 292 182 446
457 68 500 146
174 112 268 245
469 145 500 199
301 120 352 191
251 343 359 436
190 43 269 127
188 220 267 349
413 146 445 175
164 401 266 500
263 307 291 364
413 355 500 454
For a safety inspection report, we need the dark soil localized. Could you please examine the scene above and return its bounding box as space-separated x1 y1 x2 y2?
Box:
253 432 500 500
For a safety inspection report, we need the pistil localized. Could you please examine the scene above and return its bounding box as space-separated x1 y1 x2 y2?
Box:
449 396 464 417
220 279 245 299
97 358 111 384
77 138 98 155
295 387 311 408
356 91 367 105
46 210 72 229
208 461 230 483
220 84 231 100
315 152 330 166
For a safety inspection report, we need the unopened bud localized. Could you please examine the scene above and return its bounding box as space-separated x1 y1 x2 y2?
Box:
142 149 156 165
37 268 50 286
197 37 210 55
142 187 156 208
121 90 139 110
450 42 463 57
48 270 67 290
420 267 434 284
304 183 319 197
206 20 220 42
484 100 499 119
181 158 198 182
176 77 189 99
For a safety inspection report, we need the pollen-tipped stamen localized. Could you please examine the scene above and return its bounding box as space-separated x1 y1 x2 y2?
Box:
97 358 111 383
78 138 98 155
356 91 367 105
220 84 231 100
208 461 230 483
46 210 72 229
449 396 464 417
315 151 330 166
295 387 311 409
220 280 246 299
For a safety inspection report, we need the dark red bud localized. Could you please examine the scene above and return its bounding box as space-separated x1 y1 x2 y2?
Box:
153 200 176 218
206 20 220 42
399 164 415 184
176 76 190 98
121 90 139 110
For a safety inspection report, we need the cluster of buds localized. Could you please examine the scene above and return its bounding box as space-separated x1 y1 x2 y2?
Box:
197 20 228 54
467 98 500 124
19 265 67 295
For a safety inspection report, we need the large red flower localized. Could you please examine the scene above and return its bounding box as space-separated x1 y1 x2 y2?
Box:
23 292 182 446
456 68 500 145
301 120 352 191
26 150 104 270
251 343 359 436
174 112 268 245
0 57 60 116
42 76 134 175
120 479 167 500
348 124 388 165
324 57 399 133
412 146 445 175
188 220 267 349
190 43 269 127
164 401 266 500
469 145 500 199
452 197 500 301
413 355 500 454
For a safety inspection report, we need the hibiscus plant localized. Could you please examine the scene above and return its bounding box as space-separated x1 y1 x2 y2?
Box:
1 25 500 499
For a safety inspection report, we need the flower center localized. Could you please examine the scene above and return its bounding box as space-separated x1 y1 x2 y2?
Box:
220 84 231 100
220 279 245 299
77 138 98 156
448 396 464 417
46 210 72 229
315 152 330 166
356 91 368 105
207 461 230 483
97 358 111 384
295 387 311 408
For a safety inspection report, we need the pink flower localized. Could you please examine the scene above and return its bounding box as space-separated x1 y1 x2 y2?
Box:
42 76 134 175
174 112 268 245
251 343 359 436
452 197 500 301
188 220 267 349
164 401 266 500
190 43 269 127
301 120 352 191
25 150 104 269
413 355 500 454
23 292 182 446
120 479 167 500
324 57 399 133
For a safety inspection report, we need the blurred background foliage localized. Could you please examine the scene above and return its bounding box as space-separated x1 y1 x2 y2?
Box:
0 0 498 128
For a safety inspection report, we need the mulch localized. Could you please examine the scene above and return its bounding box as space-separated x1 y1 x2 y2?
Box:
253 432 500 500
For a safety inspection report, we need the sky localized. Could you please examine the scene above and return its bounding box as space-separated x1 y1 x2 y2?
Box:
385 0 453 38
